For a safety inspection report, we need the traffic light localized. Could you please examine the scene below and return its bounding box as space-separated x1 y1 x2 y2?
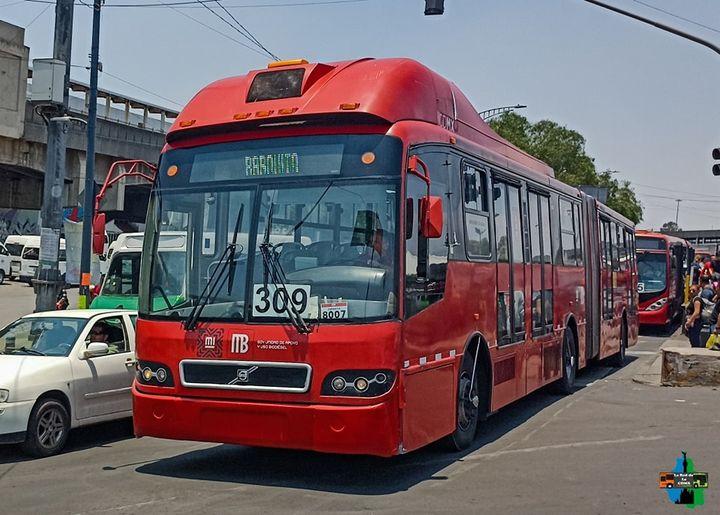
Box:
425 0 444 15
713 148 720 176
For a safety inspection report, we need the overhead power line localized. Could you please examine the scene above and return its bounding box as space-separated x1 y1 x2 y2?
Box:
21 0 368 8
25 3 52 27
192 0 278 60
631 0 720 36
211 0 279 59
634 182 720 200
70 64 183 107
159 0 275 58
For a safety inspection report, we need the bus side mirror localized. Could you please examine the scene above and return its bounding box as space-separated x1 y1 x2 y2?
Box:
92 213 106 255
420 196 443 238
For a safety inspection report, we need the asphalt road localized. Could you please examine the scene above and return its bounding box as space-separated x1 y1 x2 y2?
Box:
0 284 718 513
0 280 79 327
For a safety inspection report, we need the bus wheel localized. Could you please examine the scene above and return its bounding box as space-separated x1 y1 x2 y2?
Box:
553 330 577 395
446 352 480 451
610 320 628 368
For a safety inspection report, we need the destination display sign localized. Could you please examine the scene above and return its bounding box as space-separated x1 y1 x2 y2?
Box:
189 143 344 183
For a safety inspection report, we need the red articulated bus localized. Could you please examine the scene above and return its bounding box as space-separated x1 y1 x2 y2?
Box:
635 230 692 327
133 58 638 456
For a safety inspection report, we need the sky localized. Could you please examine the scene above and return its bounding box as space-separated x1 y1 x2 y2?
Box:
2 0 719 231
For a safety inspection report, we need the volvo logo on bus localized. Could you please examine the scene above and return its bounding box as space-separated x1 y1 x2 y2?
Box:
229 366 258 385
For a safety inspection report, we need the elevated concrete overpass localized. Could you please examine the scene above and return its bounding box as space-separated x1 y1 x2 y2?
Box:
0 20 178 239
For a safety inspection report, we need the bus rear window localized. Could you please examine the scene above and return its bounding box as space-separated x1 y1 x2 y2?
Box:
636 237 666 251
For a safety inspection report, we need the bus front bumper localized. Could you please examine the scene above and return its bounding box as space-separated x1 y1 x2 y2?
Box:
133 387 400 457
639 304 669 326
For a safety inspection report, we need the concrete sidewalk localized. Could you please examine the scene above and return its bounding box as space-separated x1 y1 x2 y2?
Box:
633 328 720 386
632 330 690 386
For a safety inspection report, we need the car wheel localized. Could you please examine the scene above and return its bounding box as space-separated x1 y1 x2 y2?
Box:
445 351 480 451
552 329 577 395
0 269 4 285
22 398 70 458
610 320 628 368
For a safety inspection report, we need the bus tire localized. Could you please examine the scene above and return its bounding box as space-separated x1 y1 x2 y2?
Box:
553 329 577 395
445 351 480 451
610 319 628 368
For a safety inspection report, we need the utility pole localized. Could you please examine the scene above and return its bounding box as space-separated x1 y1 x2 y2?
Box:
79 0 102 308
35 0 74 312
675 199 681 226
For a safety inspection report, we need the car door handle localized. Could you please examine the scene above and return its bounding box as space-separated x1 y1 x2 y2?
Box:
125 359 137 367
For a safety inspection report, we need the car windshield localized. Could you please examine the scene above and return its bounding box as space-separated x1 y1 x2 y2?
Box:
637 252 667 293
5 243 23 256
103 251 185 297
140 133 401 324
0 317 87 357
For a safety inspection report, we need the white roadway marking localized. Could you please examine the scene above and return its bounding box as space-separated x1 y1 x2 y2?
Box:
627 350 658 356
501 376 610 451
72 497 178 515
462 435 665 462
427 435 665 485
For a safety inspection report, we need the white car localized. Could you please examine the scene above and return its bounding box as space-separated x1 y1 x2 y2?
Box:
0 309 137 457
0 243 9 284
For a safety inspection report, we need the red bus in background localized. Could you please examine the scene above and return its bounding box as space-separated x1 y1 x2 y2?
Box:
636 230 692 327
132 58 638 456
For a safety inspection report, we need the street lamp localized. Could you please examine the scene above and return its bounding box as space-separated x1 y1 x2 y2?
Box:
479 104 527 121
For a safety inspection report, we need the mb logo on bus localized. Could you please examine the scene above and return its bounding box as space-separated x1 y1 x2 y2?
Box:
231 334 250 354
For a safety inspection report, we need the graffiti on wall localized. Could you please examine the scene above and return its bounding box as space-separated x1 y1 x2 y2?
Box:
0 209 39 241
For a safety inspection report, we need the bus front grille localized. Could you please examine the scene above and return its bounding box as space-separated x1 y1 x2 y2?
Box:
179 359 311 393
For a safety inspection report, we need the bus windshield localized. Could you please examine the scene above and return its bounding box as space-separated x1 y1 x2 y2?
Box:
140 134 401 324
637 252 667 293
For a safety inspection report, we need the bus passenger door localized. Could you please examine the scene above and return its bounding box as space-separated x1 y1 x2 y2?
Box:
492 180 526 406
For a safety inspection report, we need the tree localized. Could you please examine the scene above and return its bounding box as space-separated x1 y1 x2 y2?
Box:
660 221 681 233
489 113 643 223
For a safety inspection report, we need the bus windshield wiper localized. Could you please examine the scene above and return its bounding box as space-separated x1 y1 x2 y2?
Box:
184 205 245 330
259 203 311 334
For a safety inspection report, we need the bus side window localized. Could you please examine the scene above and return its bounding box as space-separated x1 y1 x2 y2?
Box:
529 192 543 333
494 182 511 341
573 203 583 266
601 219 613 319
611 223 620 272
559 199 576 266
404 151 450 318
462 165 491 259
540 195 553 329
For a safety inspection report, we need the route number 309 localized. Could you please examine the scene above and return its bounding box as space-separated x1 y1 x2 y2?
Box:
252 284 310 317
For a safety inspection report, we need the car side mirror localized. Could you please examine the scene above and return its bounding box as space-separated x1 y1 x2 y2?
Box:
420 195 443 239
83 342 109 359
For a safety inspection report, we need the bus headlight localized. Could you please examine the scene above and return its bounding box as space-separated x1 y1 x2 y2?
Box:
321 370 395 397
647 298 668 311
136 361 174 387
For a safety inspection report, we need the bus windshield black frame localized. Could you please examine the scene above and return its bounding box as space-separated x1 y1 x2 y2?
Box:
139 134 403 325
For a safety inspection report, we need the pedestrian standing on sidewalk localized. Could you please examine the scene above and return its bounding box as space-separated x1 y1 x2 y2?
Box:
684 285 704 348
699 276 715 301
691 255 703 285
